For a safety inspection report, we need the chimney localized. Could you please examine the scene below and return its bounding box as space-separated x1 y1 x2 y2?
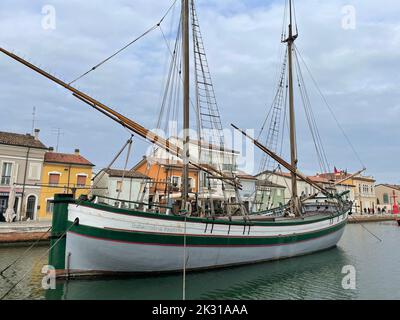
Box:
48 147 54 152
34 129 40 140
74 149 80 155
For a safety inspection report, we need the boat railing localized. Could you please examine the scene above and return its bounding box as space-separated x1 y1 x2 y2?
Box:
91 195 173 211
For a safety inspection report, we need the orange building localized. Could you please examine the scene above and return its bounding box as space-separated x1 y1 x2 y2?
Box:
133 157 199 205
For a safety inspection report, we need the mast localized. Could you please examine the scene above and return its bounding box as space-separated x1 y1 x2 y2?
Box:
182 0 190 210
284 0 300 216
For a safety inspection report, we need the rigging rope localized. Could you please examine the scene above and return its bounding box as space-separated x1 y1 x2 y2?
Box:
116 138 133 201
293 49 330 173
255 50 288 211
68 0 178 85
294 45 366 169
87 136 133 199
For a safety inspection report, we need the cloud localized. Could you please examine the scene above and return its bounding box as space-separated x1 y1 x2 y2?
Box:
0 0 399 182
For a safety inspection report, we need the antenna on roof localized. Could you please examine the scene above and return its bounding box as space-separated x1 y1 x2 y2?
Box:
51 127 64 152
31 106 36 134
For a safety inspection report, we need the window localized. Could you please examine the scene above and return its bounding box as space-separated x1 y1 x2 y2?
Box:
28 163 41 180
48 173 60 186
77 175 87 187
383 193 389 204
202 172 208 188
188 177 194 189
1 162 12 185
46 200 54 214
116 181 122 192
172 176 180 187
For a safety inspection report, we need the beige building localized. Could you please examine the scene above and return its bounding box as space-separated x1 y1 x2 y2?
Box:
0 130 47 221
375 184 400 213
351 175 376 213
256 170 354 204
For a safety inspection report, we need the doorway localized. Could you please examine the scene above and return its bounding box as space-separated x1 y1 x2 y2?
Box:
26 195 36 220
0 197 7 222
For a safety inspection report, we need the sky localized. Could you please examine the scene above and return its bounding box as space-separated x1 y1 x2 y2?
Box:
0 0 399 183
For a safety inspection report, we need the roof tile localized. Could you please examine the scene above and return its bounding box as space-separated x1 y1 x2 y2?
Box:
0 131 47 149
105 168 150 179
45 152 94 166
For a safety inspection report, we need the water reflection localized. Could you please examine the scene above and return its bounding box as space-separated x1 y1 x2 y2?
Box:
46 246 356 300
2 222 399 300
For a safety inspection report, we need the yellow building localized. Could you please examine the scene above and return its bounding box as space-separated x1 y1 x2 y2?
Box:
38 148 94 220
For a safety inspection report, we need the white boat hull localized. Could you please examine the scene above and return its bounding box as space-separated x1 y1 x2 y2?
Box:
65 226 345 274
50 201 349 276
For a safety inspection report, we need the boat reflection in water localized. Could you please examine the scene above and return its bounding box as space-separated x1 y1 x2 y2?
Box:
46 246 357 300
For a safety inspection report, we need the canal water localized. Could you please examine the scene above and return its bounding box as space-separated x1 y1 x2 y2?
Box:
0 222 399 300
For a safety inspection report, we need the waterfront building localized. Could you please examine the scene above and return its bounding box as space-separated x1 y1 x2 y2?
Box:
153 136 239 173
233 170 286 212
375 184 400 213
236 171 258 212
133 137 243 213
341 174 376 214
311 172 355 200
38 148 94 220
256 170 354 208
0 129 47 221
133 157 200 212
92 168 150 207
317 171 375 213
254 180 286 211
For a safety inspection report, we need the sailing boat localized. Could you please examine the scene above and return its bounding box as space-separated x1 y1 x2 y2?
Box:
0 0 353 277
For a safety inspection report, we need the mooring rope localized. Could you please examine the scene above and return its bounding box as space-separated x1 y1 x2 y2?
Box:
349 215 383 242
0 219 78 300
0 226 52 276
